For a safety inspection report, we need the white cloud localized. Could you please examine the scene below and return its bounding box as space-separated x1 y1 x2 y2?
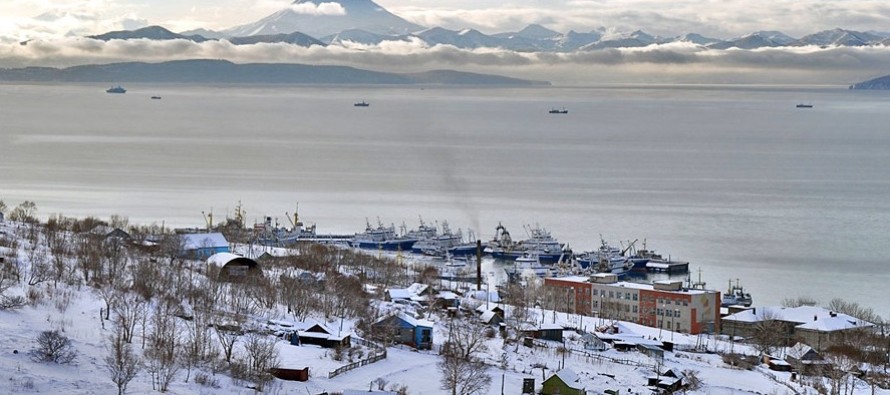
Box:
289 2 347 16
2 37 888 85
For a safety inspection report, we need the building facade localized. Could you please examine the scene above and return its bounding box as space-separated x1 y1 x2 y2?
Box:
544 274 721 335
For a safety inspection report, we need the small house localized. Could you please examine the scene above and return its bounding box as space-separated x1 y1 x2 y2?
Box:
648 368 684 392
372 313 433 350
785 342 830 374
479 310 504 326
763 354 793 372
292 323 351 349
541 369 584 395
182 232 229 259
519 323 564 343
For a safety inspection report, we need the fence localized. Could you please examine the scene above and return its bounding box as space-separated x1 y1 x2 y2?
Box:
328 338 388 379
527 337 655 370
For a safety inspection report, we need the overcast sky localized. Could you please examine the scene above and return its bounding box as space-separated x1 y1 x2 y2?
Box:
0 0 888 85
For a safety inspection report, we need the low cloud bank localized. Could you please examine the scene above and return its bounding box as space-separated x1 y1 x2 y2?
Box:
2 37 888 85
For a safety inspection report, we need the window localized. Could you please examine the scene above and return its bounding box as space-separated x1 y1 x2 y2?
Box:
632 305 638 313
675 300 680 305
626 292 631 299
632 294 638 301
609 291 614 298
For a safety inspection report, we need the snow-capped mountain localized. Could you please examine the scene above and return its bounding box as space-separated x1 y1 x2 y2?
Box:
492 24 561 41
179 28 228 40
581 30 659 50
675 33 721 46
222 0 424 39
790 28 884 47
321 29 407 46
706 31 788 49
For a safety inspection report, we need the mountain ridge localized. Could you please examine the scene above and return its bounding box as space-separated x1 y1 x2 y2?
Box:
0 59 549 86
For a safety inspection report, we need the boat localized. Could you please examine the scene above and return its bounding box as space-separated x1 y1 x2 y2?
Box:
487 223 567 264
151 96 162 100
721 279 753 307
575 237 647 273
351 218 419 251
506 252 550 279
254 205 317 246
796 104 814 108
410 220 468 255
549 108 568 114
354 101 370 107
106 86 126 94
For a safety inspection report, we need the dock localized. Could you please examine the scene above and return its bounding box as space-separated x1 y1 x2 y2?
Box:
645 260 689 274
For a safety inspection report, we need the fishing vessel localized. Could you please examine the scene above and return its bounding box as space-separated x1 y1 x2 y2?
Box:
549 108 568 114
254 211 318 246
487 223 566 264
506 252 551 279
721 279 753 307
106 86 126 94
796 103 814 108
410 221 483 257
351 218 419 251
354 101 370 107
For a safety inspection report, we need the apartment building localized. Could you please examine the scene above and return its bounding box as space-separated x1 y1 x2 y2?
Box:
544 273 721 335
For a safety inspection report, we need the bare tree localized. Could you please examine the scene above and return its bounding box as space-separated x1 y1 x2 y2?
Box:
782 296 818 308
750 312 788 355
233 331 280 391
145 301 181 392
438 354 491 395
106 328 140 395
113 291 146 343
32 330 77 363
443 318 489 361
8 201 38 223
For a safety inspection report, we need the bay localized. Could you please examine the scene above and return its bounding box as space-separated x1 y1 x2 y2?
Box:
2 83 890 318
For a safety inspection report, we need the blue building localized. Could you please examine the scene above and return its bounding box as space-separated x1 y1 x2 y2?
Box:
372 313 433 350
181 232 229 259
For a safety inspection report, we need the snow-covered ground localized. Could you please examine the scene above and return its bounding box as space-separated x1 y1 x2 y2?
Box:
1 219 887 395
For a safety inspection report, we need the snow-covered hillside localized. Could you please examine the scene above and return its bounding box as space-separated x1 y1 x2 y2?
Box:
0 216 887 395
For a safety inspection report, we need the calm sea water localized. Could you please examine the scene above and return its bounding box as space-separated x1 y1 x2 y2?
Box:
2 83 890 317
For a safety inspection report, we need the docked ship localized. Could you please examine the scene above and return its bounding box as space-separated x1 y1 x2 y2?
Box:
721 279 753 307
575 238 648 275
254 207 317 246
506 252 551 279
106 86 127 93
487 223 567 264
351 218 419 251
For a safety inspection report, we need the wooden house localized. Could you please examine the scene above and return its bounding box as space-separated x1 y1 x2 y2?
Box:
648 368 684 392
541 369 585 395
288 323 351 349
519 323 564 343
372 313 433 350
182 232 229 259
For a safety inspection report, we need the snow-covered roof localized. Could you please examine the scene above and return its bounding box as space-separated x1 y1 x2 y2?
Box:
182 232 228 249
437 291 459 300
796 315 873 332
723 306 873 331
388 289 412 300
468 290 500 303
406 283 429 295
399 313 434 328
207 252 247 266
553 369 582 390
480 311 497 323
519 322 563 331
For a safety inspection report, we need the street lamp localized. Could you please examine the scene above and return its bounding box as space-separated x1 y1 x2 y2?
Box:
599 294 604 327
